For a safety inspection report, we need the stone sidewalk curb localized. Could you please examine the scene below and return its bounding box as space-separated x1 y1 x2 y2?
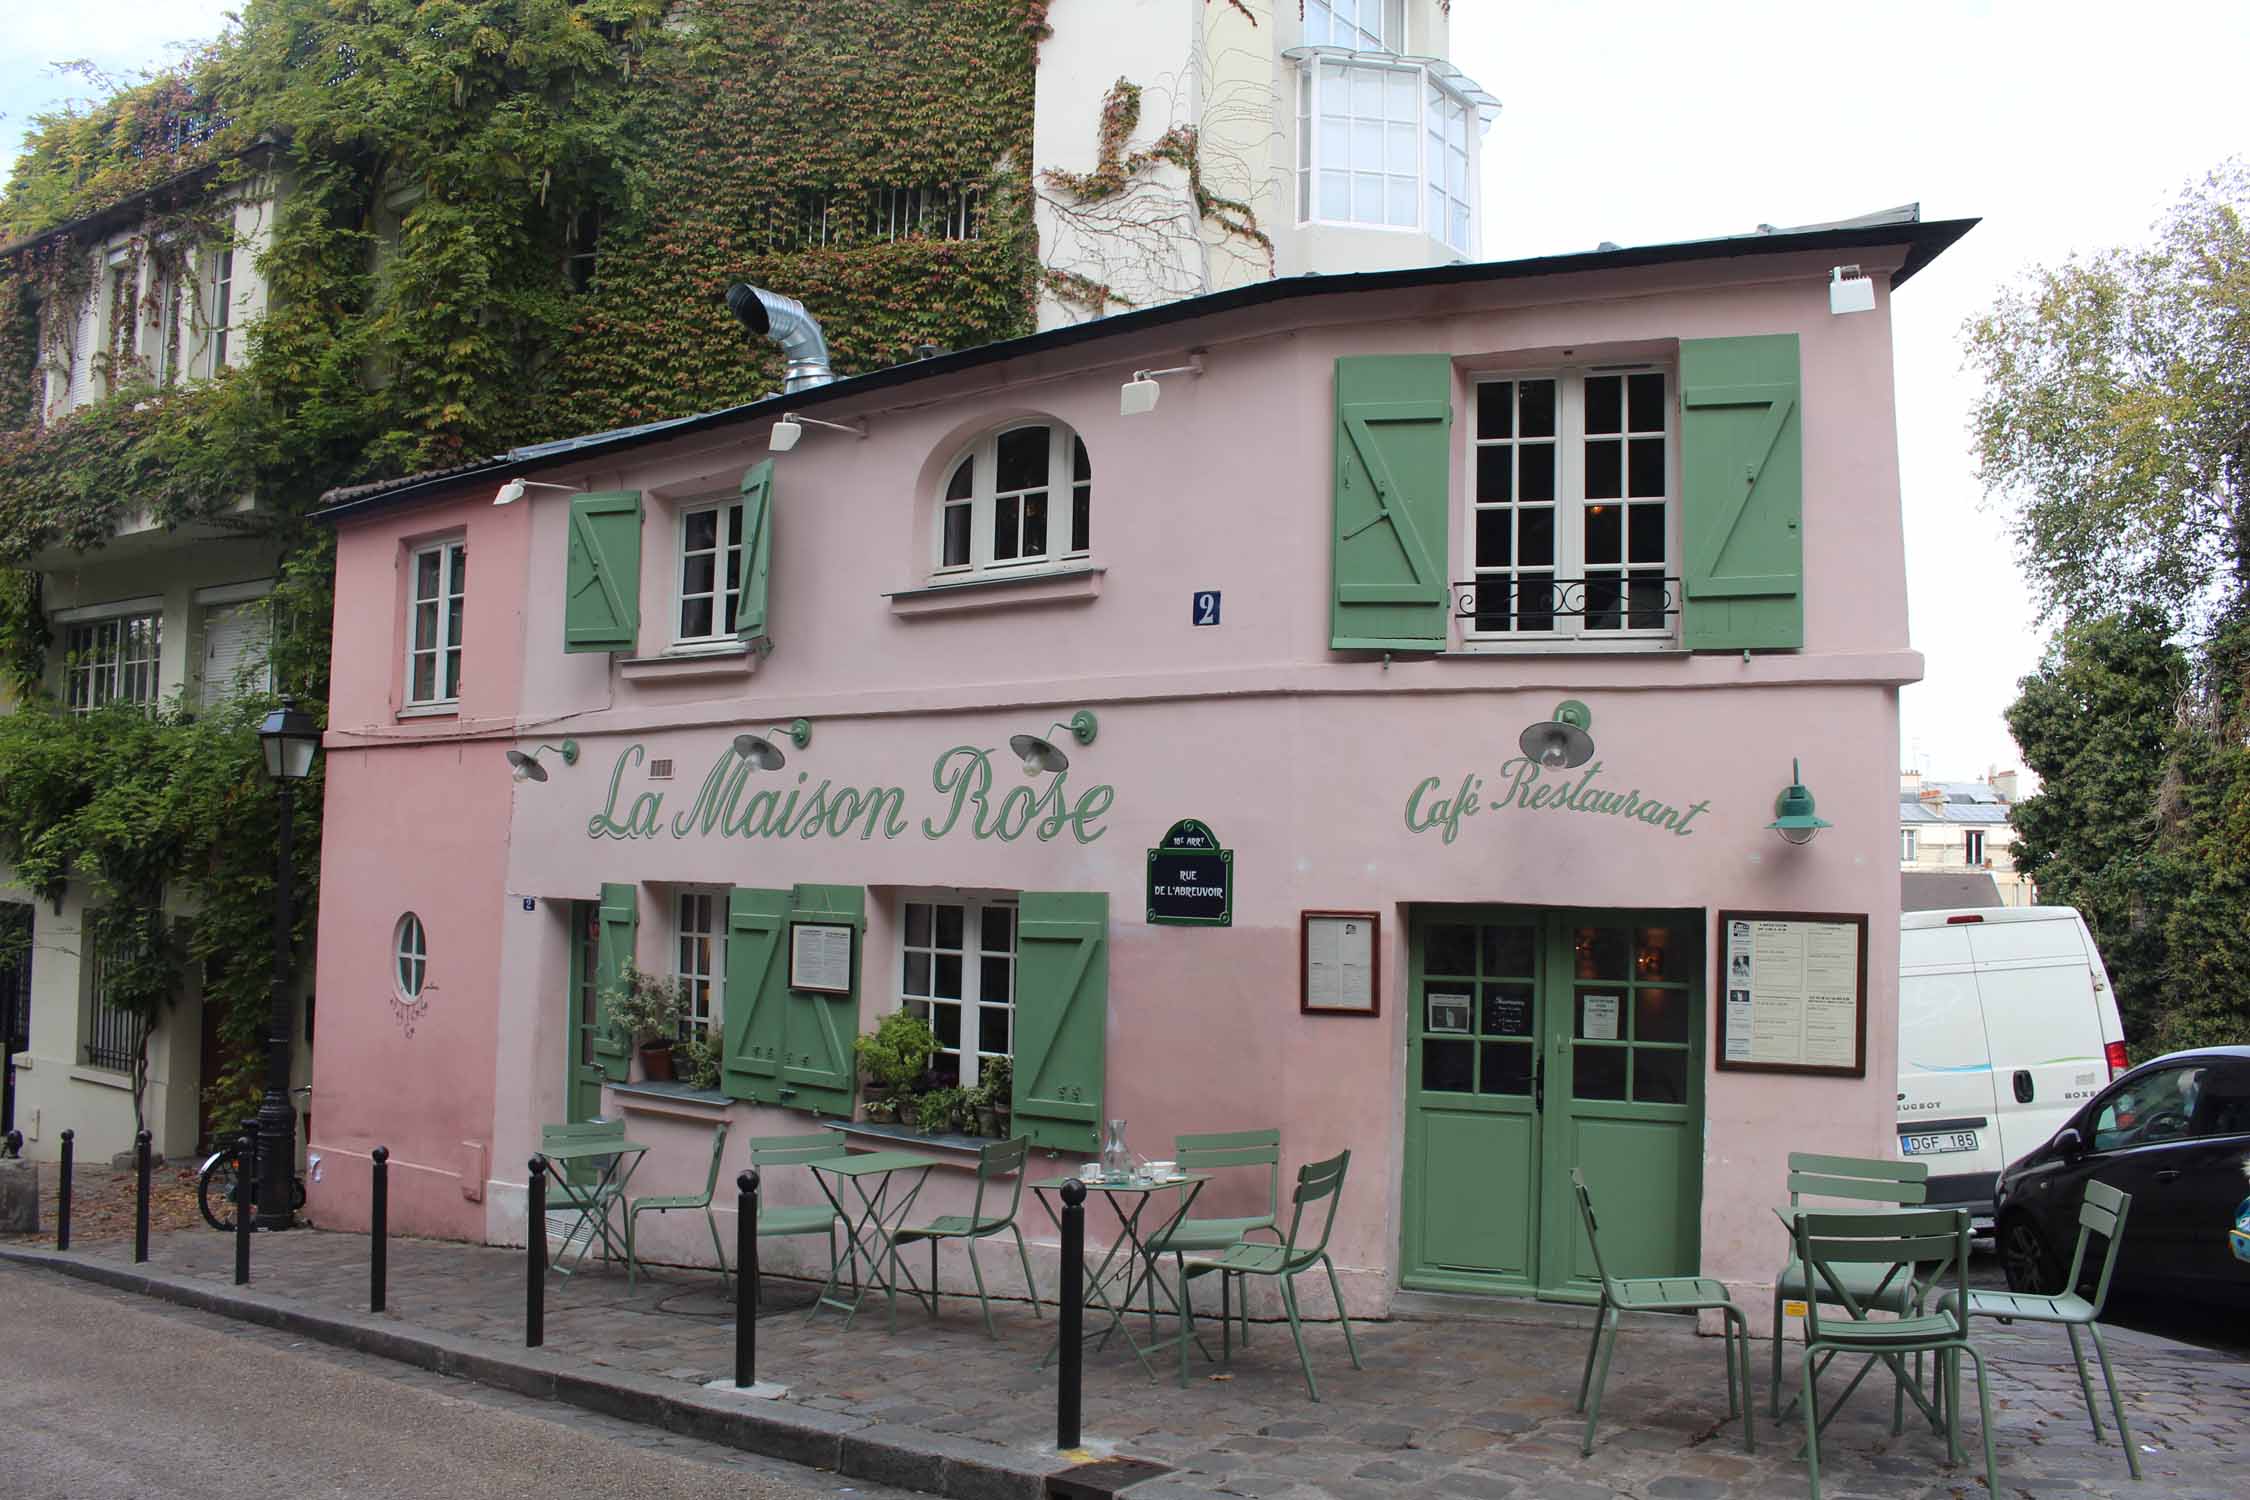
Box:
0 1245 1166 1500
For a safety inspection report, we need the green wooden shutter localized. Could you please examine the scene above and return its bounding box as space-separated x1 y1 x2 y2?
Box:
564 490 643 654
591 882 638 1080
780 884 863 1116
1012 891 1108 1153
1331 354 1454 652
1679 336 1803 651
721 887 788 1103
734 459 775 647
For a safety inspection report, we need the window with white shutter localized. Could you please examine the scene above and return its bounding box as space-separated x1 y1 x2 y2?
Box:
200 600 272 705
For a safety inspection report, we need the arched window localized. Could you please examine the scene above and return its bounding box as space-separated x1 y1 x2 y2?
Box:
394 913 428 999
934 422 1091 579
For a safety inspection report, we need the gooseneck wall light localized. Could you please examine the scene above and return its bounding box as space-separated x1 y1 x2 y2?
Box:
1010 711 1099 774
1518 701 1595 770
1767 758 1831 845
505 740 580 784
732 719 814 770
768 414 867 453
492 477 586 506
1119 355 1205 416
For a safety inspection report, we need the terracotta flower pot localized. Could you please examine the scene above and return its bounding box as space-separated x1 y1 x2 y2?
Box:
638 1041 676 1081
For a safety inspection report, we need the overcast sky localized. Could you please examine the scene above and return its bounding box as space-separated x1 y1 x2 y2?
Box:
7 1 2246 782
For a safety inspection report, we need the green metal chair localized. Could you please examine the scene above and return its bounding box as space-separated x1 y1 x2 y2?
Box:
1794 1207 1994 1500
624 1120 729 1293
1570 1168 1755 1458
894 1135 1039 1338
1145 1127 1281 1349
539 1119 627 1278
745 1133 849 1314
1936 1180 2140 1479
1771 1152 1930 1415
1181 1149 1360 1401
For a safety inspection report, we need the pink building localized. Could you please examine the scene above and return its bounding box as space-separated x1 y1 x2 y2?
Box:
309 213 1972 1328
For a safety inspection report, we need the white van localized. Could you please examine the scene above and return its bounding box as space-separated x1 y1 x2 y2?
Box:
1897 906 2130 1224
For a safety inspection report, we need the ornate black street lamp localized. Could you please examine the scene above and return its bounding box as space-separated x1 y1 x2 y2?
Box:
255 696 321 1229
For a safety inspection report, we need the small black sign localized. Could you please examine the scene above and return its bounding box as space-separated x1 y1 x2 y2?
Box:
1147 818 1232 926
1192 591 1222 626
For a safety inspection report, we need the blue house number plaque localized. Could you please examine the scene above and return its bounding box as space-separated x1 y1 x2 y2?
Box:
1192 591 1221 626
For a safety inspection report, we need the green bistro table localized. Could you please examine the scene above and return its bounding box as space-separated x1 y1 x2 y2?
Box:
806 1150 941 1332
1032 1171 1211 1387
536 1135 650 1279
1772 1203 1966 1430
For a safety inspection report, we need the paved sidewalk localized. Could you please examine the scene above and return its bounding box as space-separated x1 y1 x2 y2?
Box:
6 1225 2244 1500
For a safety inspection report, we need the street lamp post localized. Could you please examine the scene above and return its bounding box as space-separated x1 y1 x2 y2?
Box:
255 697 321 1230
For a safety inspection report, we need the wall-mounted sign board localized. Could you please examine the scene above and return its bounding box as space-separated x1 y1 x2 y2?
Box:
1714 910 1868 1077
790 921 855 995
1147 818 1232 925
1302 910 1380 1015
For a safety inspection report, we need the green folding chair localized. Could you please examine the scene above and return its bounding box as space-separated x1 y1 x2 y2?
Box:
624 1120 729 1292
539 1119 627 1277
1795 1207 1995 1500
894 1135 1039 1337
1570 1168 1755 1458
746 1133 849 1314
1937 1181 2140 1479
1182 1149 1360 1401
1145 1128 1280 1350
1772 1152 1930 1415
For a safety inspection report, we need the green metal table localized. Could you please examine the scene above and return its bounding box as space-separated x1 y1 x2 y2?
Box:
1773 1203 1967 1435
536 1134 650 1280
1032 1171 1210 1386
807 1149 941 1332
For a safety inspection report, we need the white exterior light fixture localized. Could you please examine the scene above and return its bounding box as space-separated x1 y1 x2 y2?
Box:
768 413 866 453
1119 356 1204 417
1829 265 1876 316
492 477 585 506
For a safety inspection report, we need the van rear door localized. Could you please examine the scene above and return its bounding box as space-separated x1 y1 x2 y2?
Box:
1897 921 2004 1210
1966 914 2111 1170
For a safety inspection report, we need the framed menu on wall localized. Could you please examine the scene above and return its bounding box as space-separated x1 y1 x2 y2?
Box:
1714 910 1869 1077
789 921 855 996
1301 911 1380 1015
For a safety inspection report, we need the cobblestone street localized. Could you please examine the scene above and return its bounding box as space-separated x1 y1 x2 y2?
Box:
10 1222 2244 1499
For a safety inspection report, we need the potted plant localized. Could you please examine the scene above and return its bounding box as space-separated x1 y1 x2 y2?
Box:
675 1028 722 1091
854 1008 938 1125
602 963 686 1081
968 1055 1013 1137
916 1086 971 1136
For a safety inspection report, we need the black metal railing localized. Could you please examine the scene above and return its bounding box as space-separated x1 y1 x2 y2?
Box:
82 1000 143 1073
1453 573 1682 633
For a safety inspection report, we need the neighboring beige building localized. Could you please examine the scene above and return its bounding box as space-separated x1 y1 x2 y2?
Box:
1900 769 2030 907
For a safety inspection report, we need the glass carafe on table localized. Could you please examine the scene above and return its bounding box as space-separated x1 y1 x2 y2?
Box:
1101 1119 1133 1183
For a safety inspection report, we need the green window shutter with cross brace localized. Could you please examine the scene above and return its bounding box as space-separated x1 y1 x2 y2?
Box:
778 884 863 1117
734 459 775 648
591 882 638 1081
1330 354 1455 652
1011 891 1108 1153
1679 335 1803 651
720 886 788 1104
563 490 643 654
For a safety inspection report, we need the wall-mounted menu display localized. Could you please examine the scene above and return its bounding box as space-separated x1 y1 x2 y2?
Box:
1714 911 1868 1077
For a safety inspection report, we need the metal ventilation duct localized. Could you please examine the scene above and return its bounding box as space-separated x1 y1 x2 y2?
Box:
725 283 833 392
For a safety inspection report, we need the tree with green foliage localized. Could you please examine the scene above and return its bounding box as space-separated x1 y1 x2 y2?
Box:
1971 162 2250 1051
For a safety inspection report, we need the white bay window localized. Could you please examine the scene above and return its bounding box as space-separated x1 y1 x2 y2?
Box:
1294 57 1481 254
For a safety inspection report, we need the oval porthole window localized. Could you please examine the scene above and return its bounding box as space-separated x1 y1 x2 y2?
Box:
394 913 428 999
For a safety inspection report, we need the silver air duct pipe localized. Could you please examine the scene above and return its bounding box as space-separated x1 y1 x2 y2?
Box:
726 283 834 393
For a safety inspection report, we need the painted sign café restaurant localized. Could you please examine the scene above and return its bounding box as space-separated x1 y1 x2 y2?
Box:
305 211 1972 1338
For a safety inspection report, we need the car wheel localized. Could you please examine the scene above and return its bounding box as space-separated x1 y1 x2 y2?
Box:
1999 1213 2061 1294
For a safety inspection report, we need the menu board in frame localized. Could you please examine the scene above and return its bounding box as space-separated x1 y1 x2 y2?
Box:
1714 910 1869 1077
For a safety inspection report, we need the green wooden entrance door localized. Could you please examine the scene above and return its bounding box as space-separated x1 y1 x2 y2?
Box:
1404 907 1704 1299
565 899 607 1124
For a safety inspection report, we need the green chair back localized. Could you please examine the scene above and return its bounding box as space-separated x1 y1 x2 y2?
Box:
1568 1168 1624 1305
1278 1150 1351 1270
1177 1128 1280 1223
966 1136 1030 1227
1794 1207 1969 1345
1786 1151 1928 1207
749 1132 848 1169
685 1119 731 1207
2062 1179 2134 1310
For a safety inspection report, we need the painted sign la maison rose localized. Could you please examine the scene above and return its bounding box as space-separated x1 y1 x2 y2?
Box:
1405 756 1711 845
587 743 1113 845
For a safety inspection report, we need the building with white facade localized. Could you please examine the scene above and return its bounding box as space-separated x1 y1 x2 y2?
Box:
1900 769 2030 907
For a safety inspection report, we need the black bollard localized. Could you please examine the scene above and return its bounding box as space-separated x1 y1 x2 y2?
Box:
527 1157 547 1348
735 1169 760 1388
369 1146 390 1314
1058 1177 1086 1450
133 1130 152 1264
2 1129 19 1159
56 1129 73 1251
233 1134 253 1285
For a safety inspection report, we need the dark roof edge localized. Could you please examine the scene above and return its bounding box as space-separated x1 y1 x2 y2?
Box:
0 135 284 261
318 214 1977 524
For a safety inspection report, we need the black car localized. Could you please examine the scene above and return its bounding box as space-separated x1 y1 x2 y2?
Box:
1993 1045 2250 1309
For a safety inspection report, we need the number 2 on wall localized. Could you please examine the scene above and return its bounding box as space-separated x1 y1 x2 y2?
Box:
1193 591 1222 627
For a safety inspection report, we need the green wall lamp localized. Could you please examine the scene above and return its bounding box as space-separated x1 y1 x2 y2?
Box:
1519 700 1595 769
1768 758 1832 845
506 739 579 783
1011 710 1099 774
733 719 813 770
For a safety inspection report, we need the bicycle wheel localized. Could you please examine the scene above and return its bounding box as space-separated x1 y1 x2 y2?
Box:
197 1151 247 1232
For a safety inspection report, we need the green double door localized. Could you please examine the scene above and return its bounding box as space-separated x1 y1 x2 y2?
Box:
1402 907 1705 1300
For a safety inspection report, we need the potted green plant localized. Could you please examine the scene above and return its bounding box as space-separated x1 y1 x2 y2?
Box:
917 1086 971 1136
675 1027 722 1091
854 1008 938 1125
968 1055 1013 1137
601 962 686 1082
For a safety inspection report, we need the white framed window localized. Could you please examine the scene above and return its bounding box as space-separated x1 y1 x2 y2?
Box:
673 889 724 1039
900 895 1016 1089
1901 828 1918 864
82 922 145 1073
204 245 235 375
1965 830 1985 866
103 251 138 392
1306 0 1403 50
63 611 163 712
199 591 273 706
932 423 1091 580
405 539 466 707
676 498 744 643
394 913 427 999
1295 59 1478 253
1463 368 1676 645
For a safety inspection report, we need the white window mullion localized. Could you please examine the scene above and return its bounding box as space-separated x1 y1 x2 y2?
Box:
1559 377 1587 642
